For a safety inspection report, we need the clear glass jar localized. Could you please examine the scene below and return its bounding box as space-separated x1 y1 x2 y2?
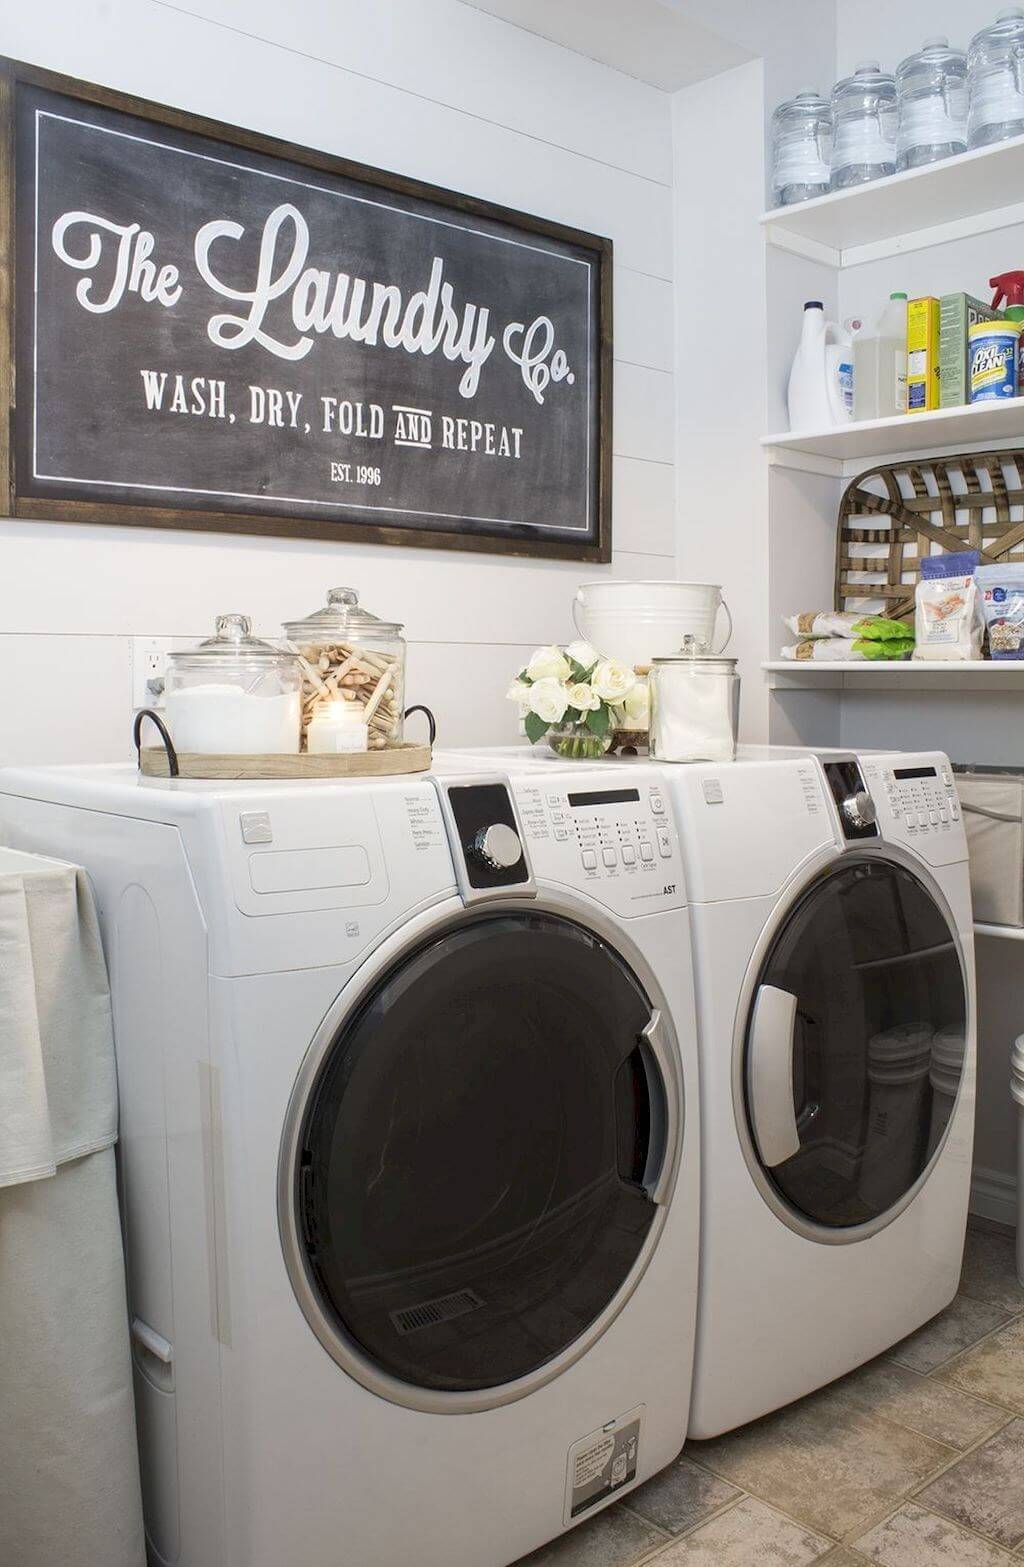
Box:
830 61 897 189
897 37 968 169
649 648 739 763
771 93 832 207
968 7 1024 148
164 614 302 756
282 587 406 751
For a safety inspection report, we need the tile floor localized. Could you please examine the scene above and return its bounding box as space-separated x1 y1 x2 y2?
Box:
515 1221 1024 1567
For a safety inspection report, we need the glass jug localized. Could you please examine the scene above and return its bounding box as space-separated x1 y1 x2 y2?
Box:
282 587 406 750
968 7 1024 148
771 93 832 206
897 37 968 169
831 61 897 189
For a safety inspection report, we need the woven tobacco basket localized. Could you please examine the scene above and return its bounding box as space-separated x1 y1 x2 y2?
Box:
835 447 1024 622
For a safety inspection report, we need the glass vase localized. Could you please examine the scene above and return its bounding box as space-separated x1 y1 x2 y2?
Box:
546 724 614 760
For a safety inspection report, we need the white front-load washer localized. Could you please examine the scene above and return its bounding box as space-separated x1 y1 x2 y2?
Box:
447 744 976 1439
665 747 976 1437
0 760 700 1567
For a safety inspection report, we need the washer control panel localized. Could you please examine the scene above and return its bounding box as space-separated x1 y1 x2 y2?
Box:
882 759 960 837
513 772 684 914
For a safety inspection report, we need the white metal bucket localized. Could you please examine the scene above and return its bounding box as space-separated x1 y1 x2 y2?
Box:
572 581 733 668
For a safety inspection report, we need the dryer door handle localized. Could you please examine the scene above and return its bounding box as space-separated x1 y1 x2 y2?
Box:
747 984 801 1168
638 1009 679 1206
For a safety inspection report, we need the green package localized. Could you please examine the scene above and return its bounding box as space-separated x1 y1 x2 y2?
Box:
853 637 915 660
852 615 915 642
940 293 1003 408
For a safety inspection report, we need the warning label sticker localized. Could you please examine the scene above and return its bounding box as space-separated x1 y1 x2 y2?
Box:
565 1407 644 1523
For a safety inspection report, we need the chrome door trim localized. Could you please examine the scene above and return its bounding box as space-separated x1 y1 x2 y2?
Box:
278 891 685 1413
730 842 972 1246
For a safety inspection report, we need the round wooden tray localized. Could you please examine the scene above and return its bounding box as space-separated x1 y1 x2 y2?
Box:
140 741 432 780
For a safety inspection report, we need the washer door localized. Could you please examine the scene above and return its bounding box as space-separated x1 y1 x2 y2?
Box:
743 858 967 1235
282 910 678 1405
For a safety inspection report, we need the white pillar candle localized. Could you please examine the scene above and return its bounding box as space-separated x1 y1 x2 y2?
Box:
306 701 369 754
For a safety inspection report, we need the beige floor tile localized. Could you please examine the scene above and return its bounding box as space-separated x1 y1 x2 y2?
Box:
650 1495 832 1565
817 1552 872 1566
888 1295 1013 1375
512 1504 666 1567
853 1501 1020 1565
934 1318 1024 1416
685 1395 952 1540
916 1419 1024 1549
823 1356 1009 1448
626 1454 740 1536
960 1229 1024 1317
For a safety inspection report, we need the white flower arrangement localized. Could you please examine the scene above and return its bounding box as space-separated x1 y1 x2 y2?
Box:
507 642 639 757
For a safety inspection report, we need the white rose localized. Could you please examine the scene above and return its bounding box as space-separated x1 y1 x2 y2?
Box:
566 681 601 712
505 678 532 707
619 680 650 723
526 644 571 682
591 658 637 704
528 677 570 724
565 639 600 672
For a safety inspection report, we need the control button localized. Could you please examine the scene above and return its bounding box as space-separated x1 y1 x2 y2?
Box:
551 810 565 823
622 844 637 865
656 827 672 858
650 795 666 814
929 810 939 826
842 791 877 831
938 809 948 825
546 793 561 806
553 826 569 841
602 847 617 868
581 849 598 871
950 802 960 820
918 812 929 829
472 823 523 871
240 811 273 845
640 842 655 863
906 819 917 833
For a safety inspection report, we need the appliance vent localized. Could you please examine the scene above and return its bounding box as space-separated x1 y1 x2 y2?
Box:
390 1287 484 1336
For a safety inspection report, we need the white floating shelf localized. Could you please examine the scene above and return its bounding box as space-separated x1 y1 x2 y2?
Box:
763 398 1024 467
975 921 1024 941
763 660 1024 693
761 131 1024 265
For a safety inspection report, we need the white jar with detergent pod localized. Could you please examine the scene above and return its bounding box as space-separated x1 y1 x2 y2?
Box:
163 615 302 756
857 1023 933 1211
787 301 854 430
968 7 1024 148
770 92 832 206
896 37 968 170
572 580 732 670
649 641 740 764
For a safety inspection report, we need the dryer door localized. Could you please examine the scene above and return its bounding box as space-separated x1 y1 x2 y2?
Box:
281 909 680 1408
743 858 967 1236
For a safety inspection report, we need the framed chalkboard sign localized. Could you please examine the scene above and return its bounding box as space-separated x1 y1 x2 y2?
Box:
0 59 612 560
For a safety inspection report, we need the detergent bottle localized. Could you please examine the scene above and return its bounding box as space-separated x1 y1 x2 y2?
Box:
991 270 1024 393
787 301 854 429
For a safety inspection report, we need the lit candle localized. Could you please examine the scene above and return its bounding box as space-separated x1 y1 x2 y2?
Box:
306 700 369 755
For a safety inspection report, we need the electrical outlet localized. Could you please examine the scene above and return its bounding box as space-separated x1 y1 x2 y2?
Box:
130 637 174 711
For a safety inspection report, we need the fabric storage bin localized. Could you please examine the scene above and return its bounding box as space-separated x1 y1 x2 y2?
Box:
953 765 1024 927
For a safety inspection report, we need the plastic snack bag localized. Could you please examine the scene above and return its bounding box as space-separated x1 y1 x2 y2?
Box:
976 561 1024 659
783 611 913 642
913 551 983 661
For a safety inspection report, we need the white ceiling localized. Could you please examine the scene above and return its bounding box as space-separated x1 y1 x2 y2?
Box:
458 0 753 91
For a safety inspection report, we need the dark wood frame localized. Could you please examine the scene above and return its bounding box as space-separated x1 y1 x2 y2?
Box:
0 56 613 562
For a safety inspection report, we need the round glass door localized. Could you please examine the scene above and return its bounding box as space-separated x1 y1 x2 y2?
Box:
743 859 967 1233
284 911 675 1399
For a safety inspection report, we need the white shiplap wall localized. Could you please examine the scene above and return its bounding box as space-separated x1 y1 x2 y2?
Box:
0 0 675 759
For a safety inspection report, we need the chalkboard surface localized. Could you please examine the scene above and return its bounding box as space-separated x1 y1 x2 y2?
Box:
3 61 611 559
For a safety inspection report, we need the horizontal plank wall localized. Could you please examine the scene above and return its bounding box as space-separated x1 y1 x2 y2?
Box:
0 0 675 758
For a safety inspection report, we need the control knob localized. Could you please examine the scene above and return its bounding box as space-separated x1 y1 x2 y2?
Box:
842 790 877 831
472 823 523 871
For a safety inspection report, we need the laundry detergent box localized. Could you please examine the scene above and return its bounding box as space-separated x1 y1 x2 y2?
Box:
907 296 940 412
940 293 1002 408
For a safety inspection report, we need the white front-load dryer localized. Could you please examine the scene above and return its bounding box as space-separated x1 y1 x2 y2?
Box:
665 748 976 1437
0 761 700 1566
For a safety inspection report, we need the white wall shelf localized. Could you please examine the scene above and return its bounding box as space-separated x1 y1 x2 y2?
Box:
761 131 1024 267
763 661 1024 693
763 398 1024 468
975 922 1024 941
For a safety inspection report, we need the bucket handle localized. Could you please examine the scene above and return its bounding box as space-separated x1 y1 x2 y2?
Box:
714 596 733 655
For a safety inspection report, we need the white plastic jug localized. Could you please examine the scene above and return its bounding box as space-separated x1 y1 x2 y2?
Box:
787 300 853 430
572 581 732 669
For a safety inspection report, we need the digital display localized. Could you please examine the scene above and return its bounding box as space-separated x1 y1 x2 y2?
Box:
567 788 641 808
893 766 937 780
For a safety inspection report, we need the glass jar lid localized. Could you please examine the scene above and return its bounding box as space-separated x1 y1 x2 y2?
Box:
282 586 403 641
652 635 738 674
169 613 296 668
